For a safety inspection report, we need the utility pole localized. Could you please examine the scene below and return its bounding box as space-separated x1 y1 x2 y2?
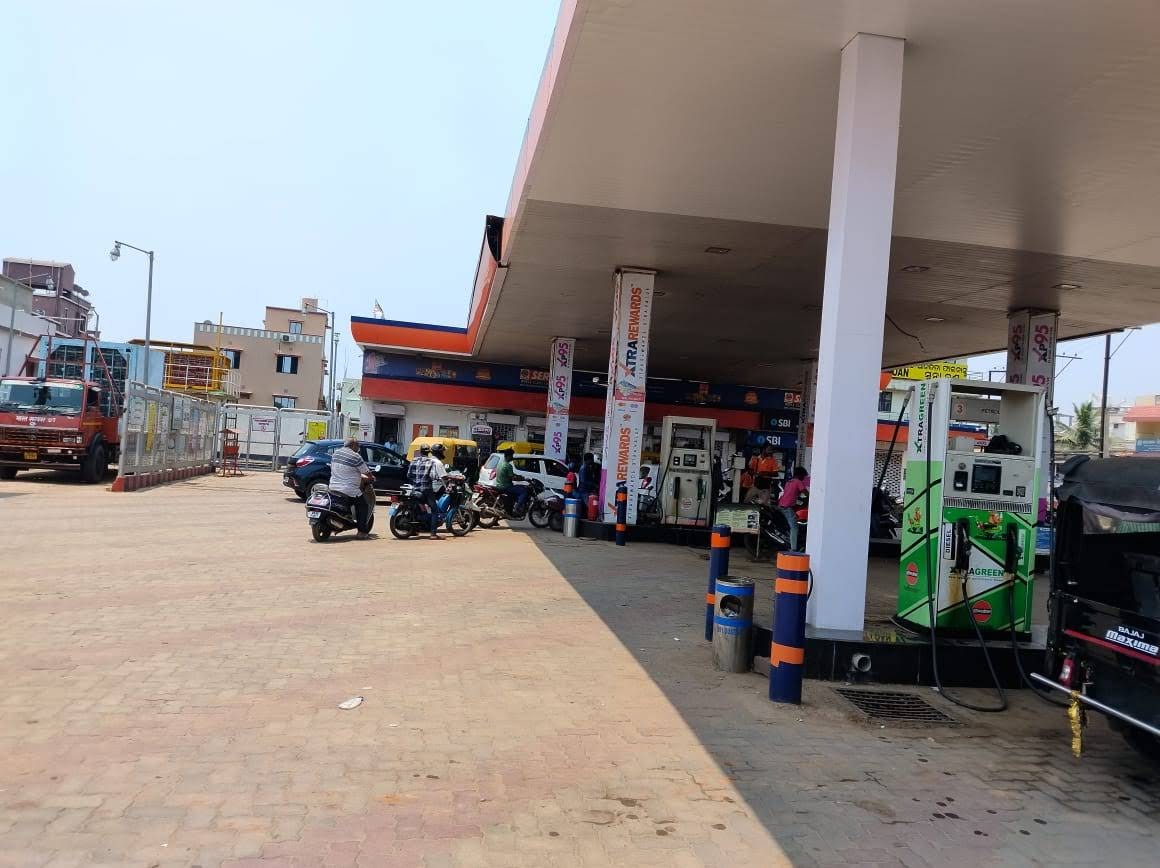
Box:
1098 333 1112 458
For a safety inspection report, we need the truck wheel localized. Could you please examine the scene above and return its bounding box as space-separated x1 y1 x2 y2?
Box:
0 467 17 481
81 445 107 484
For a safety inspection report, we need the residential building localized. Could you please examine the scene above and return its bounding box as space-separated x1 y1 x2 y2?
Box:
192 298 327 409
338 377 362 439
1123 395 1160 455
2 259 93 338
1 275 57 376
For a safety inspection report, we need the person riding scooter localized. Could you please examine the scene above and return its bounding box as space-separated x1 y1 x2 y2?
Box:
492 447 529 515
329 438 375 539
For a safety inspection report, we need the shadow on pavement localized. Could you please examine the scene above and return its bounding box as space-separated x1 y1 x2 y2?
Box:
516 525 1160 864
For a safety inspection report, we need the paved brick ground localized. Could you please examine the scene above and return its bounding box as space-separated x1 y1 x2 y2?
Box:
1 472 1158 866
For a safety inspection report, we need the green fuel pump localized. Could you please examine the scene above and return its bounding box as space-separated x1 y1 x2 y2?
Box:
895 379 1045 636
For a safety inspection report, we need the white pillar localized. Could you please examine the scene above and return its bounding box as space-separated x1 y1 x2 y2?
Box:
545 337 575 462
806 33 905 633
599 269 655 523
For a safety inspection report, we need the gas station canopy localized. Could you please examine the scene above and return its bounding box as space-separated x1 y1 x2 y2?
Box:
356 0 1160 389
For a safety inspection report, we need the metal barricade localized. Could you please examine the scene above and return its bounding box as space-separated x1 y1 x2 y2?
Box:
217 404 334 471
117 381 221 484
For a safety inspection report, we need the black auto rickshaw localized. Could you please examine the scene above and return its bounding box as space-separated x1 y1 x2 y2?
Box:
1035 456 1160 759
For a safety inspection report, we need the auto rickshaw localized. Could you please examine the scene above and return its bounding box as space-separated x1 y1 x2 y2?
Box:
1036 455 1160 759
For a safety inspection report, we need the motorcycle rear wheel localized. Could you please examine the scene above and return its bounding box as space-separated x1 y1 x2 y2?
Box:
477 512 501 529
311 522 332 542
389 507 417 540
528 501 551 528
548 511 564 532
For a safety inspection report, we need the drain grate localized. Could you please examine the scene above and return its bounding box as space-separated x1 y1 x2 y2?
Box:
836 688 955 724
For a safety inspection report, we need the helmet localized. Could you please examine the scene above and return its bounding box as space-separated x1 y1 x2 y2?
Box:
431 443 446 458
419 444 431 456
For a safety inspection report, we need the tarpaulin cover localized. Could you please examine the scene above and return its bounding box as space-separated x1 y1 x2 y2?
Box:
1057 456 1160 514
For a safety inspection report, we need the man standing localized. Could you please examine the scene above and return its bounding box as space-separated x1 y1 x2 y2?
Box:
576 452 598 501
330 439 374 539
777 466 810 553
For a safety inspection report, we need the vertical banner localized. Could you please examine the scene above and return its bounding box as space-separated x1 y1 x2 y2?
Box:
1005 310 1031 384
544 337 575 461
599 270 655 523
794 360 816 471
1025 312 1057 400
1027 312 1058 521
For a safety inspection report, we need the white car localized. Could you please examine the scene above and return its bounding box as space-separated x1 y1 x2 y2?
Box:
479 452 570 492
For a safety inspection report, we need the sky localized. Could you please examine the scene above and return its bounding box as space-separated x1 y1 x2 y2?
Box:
2 0 559 384
3 0 1156 411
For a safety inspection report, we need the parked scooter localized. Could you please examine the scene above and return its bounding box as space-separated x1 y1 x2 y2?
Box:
389 472 474 539
306 483 376 542
744 488 809 560
470 479 558 528
529 486 565 531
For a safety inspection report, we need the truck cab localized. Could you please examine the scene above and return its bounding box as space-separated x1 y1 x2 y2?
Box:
0 376 120 483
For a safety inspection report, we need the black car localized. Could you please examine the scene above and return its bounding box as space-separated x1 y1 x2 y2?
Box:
283 440 408 500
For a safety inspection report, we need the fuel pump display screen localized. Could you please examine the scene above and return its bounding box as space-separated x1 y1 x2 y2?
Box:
682 454 698 467
970 463 1002 494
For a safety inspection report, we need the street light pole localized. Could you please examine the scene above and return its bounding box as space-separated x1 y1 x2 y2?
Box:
1098 333 1112 458
110 241 155 385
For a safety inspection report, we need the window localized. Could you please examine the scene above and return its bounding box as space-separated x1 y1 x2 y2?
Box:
288 321 303 335
544 459 568 481
222 349 242 369
878 391 893 412
364 445 402 467
272 396 297 409
513 457 541 475
276 355 299 374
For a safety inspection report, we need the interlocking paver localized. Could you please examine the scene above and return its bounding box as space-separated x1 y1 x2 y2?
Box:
2 472 1159 865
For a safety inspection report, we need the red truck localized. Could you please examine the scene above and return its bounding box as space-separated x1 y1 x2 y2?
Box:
0 375 121 483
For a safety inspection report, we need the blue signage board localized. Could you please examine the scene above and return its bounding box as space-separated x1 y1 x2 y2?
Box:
745 430 799 450
363 350 799 412
763 409 801 432
1137 438 1160 454
1035 526 1052 556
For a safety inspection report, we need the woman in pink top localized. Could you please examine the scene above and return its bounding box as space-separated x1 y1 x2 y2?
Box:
777 467 810 552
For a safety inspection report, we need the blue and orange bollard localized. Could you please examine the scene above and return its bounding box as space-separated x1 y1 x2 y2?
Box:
614 484 628 546
769 551 810 704
705 524 732 641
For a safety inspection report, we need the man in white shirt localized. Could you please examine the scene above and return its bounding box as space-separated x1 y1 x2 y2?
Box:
329 439 373 539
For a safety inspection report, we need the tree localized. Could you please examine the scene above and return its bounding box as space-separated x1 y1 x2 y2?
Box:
1060 400 1098 451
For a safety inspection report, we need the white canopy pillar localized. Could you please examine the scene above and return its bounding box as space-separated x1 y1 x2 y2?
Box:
806 33 905 633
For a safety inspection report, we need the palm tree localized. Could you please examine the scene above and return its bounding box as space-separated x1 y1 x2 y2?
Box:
1059 401 1098 451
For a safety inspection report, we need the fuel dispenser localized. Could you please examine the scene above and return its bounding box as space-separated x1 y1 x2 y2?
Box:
895 379 1045 636
659 415 716 526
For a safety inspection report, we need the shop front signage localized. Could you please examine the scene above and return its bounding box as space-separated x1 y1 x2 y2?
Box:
1137 438 1160 454
890 361 968 381
364 350 798 412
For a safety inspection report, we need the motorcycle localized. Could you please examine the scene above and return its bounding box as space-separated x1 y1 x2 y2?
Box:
531 486 566 532
389 473 474 539
470 479 559 528
869 486 901 540
744 489 809 560
306 483 376 542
